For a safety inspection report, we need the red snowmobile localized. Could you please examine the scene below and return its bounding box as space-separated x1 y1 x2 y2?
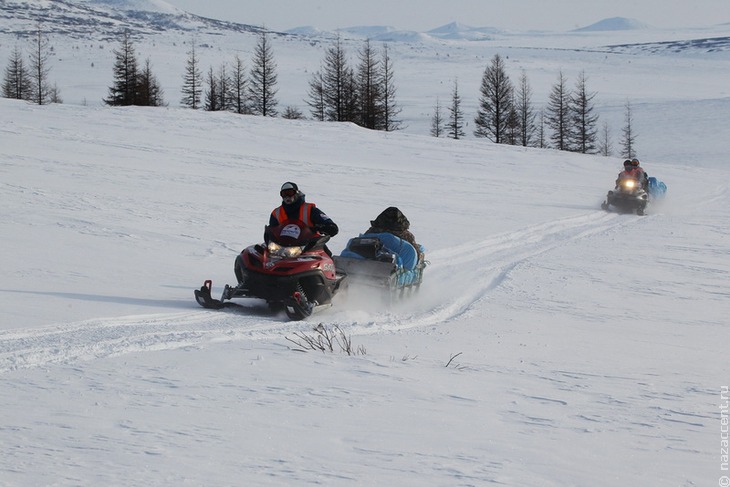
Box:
194 220 346 320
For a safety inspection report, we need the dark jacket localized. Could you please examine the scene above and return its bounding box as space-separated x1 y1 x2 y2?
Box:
365 207 422 260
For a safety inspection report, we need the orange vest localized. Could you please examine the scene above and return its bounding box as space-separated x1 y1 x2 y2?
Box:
271 203 315 226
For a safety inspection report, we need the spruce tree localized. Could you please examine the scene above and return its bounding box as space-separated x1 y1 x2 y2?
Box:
380 44 402 131
447 79 465 140
430 97 444 137
104 32 140 106
281 106 305 119
537 110 547 148
2 45 32 100
474 54 513 143
248 31 278 117
230 55 248 114
204 64 232 112
598 121 613 157
569 71 599 153
546 70 571 150
306 71 326 121
181 41 203 109
342 69 360 123
620 100 637 159
516 71 537 147
217 64 232 112
28 24 52 105
47 82 62 104
316 37 351 122
204 66 220 111
505 100 520 145
356 39 382 129
136 58 165 107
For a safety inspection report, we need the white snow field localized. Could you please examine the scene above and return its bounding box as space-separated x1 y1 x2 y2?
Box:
1 9 729 486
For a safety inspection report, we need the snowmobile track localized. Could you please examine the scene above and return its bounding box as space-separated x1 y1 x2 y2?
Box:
0 211 641 373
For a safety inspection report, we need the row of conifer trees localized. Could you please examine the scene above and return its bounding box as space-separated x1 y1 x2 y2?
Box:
2 28 637 157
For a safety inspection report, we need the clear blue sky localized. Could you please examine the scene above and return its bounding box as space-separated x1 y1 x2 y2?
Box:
164 0 730 32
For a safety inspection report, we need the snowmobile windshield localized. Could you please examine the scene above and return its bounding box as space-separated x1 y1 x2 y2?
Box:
269 220 317 246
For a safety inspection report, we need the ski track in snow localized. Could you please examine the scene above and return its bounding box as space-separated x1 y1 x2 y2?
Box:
0 209 639 374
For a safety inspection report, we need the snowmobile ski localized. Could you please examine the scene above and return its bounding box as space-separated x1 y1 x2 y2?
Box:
194 280 225 309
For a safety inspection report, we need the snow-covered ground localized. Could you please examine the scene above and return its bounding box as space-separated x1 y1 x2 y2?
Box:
1 15 729 486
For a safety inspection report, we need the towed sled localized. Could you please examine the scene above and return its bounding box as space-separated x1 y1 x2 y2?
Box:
333 232 426 299
195 220 346 320
601 175 667 215
647 176 668 199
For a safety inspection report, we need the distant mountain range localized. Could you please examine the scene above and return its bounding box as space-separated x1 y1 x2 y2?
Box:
572 17 649 32
1 0 728 57
0 0 661 41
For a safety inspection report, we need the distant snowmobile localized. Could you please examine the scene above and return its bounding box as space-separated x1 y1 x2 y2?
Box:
601 174 667 215
602 173 649 215
194 220 346 320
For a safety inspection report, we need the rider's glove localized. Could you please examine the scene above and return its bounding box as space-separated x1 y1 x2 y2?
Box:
315 221 339 237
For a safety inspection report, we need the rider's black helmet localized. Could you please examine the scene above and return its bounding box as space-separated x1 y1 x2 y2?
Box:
280 182 302 205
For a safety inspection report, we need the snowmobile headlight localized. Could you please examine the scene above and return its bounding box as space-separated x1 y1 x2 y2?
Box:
623 179 636 189
267 242 303 258
268 241 281 254
281 246 303 258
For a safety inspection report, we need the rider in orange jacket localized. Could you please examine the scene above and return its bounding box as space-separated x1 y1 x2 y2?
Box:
234 182 338 284
268 182 338 238
617 158 649 190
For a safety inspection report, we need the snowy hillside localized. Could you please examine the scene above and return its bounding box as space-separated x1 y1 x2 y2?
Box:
0 0 264 37
2 5 730 485
2 8 730 142
80 0 183 14
2 87 730 485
